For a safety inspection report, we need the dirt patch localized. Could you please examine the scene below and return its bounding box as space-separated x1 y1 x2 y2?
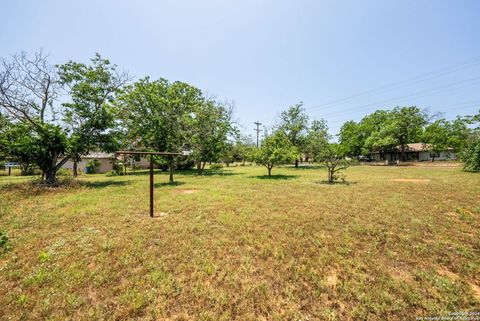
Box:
174 189 199 194
437 268 459 280
470 283 480 301
392 179 431 183
390 269 414 283
438 268 480 301
326 269 338 288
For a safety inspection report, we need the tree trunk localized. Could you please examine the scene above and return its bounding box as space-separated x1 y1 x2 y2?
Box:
73 160 78 177
295 158 299 168
45 168 57 185
169 159 174 183
196 161 203 175
268 167 272 176
327 167 334 183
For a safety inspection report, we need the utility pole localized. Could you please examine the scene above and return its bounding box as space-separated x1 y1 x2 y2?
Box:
254 121 262 148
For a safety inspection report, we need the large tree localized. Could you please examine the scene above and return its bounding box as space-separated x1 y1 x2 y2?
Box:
366 106 428 160
0 51 125 184
58 53 127 176
117 77 203 182
189 97 234 174
304 119 330 162
278 102 309 167
0 51 68 184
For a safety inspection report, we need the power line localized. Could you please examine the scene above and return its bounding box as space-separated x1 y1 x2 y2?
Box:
312 76 480 119
256 56 480 123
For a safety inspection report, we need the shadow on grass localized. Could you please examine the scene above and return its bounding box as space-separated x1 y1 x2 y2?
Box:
154 181 185 187
283 164 324 170
123 168 241 177
316 180 357 186
81 180 131 189
179 169 242 177
251 174 299 180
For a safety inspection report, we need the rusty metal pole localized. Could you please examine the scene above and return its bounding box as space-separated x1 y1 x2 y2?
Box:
150 156 154 217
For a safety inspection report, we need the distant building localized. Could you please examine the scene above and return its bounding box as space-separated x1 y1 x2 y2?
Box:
62 152 116 174
372 143 456 162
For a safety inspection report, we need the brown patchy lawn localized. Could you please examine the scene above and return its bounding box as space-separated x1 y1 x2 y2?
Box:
0 165 479 320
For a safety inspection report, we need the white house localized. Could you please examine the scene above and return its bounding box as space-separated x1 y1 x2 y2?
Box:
372 143 456 162
62 152 115 174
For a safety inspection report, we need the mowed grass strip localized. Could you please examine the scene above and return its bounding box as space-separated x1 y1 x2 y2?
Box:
0 165 479 320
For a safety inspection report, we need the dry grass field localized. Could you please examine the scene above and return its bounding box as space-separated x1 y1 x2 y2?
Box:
0 165 479 320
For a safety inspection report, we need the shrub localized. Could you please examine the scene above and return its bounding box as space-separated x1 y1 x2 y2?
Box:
0 230 12 254
56 168 72 176
86 159 101 174
106 170 124 177
460 139 480 173
210 163 223 170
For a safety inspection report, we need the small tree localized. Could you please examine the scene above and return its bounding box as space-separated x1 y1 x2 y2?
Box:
316 143 354 183
278 102 309 167
253 130 296 176
460 112 480 172
461 138 480 172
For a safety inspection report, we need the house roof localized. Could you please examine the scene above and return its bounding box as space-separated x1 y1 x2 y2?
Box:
372 143 454 154
399 143 431 152
83 152 114 159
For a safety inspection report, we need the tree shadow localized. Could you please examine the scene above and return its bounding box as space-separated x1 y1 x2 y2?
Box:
251 174 299 180
285 165 324 170
179 169 241 177
154 181 186 188
81 180 131 189
316 180 357 186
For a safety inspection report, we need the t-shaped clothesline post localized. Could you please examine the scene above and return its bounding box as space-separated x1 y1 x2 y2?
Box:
115 151 183 217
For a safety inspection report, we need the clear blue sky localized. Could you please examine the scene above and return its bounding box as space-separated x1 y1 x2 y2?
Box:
1 0 479 137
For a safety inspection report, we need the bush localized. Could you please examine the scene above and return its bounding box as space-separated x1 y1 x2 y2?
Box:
106 170 125 177
210 163 223 170
56 168 72 176
461 139 480 173
85 159 101 174
0 230 12 255
21 164 41 176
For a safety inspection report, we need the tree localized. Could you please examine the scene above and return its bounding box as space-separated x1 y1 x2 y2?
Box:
461 138 480 172
0 51 68 184
339 121 363 158
189 97 234 174
0 113 10 164
117 77 203 182
0 51 127 185
0 121 38 175
422 119 450 161
58 53 127 176
304 119 330 162
278 102 309 167
315 143 354 183
366 107 428 160
460 111 480 172
253 130 297 176
232 135 255 165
